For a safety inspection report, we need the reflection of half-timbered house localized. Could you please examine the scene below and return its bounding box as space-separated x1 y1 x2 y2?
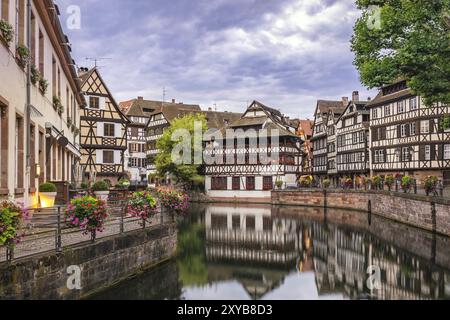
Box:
311 100 346 184
79 68 129 184
367 80 450 186
204 101 303 200
335 92 370 181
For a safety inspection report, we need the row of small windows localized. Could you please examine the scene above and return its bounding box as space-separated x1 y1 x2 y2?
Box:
128 158 147 168
373 145 450 163
372 119 443 141
372 98 418 119
337 131 367 147
337 152 365 164
211 176 274 191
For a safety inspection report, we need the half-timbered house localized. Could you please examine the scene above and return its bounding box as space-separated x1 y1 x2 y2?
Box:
78 67 129 185
335 92 370 182
0 0 84 206
311 100 346 184
296 120 314 174
204 101 303 201
120 97 158 186
367 80 450 186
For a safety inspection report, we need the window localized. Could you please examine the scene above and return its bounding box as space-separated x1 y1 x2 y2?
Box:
30 11 36 64
384 105 391 116
410 98 417 110
402 147 410 162
232 216 240 230
0 103 8 190
38 29 44 75
1 0 10 21
372 108 378 119
103 150 114 164
246 216 255 231
374 150 385 163
246 177 255 190
232 177 240 190
104 123 115 137
89 96 99 109
397 101 404 113
401 124 407 137
410 122 416 136
359 131 365 143
344 118 354 127
425 145 431 161
211 177 227 190
445 145 450 160
52 57 57 98
352 133 358 144
420 120 430 134
263 176 273 191
15 0 24 46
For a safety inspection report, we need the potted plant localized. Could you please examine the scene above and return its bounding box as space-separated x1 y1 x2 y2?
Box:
80 182 89 190
372 175 382 190
116 178 130 190
92 180 110 201
30 64 40 85
275 180 284 190
299 175 313 188
323 178 331 189
39 78 49 94
156 187 190 216
39 182 57 208
0 19 14 45
401 176 412 193
0 201 29 249
343 177 353 189
53 95 62 111
385 174 395 191
65 195 108 238
424 176 438 196
16 44 30 69
127 191 158 224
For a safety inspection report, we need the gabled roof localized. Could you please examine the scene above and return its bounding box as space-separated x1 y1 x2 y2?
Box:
366 79 412 108
316 100 346 117
78 67 130 123
336 100 370 123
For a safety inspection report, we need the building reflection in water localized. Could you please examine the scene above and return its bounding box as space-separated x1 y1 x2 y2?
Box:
90 203 450 300
202 203 450 300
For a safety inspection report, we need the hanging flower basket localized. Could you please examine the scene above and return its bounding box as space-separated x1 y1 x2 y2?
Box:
0 19 14 45
401 176 412 193
127 191 158 221
16 44 30 69
0 201 30 248
424 176 438 196
65 195 109 235
156 187 190 216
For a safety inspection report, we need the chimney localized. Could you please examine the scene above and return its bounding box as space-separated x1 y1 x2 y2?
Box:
342 97 349 106
352 91 359 102
137 96 143 101
172 99 176 103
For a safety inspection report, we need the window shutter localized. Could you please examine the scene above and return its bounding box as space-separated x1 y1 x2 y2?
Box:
383 149 387 163
372 128 378 141
381 127 387 140
438 145 443 160
430 120 435 133
406 124 410 137
397 125 401 138
419 145 425 161
416 121 421 134
430 144 436 160
96 150 103 164
97 122 104 137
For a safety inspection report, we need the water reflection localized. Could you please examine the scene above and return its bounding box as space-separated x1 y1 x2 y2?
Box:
91 203 450 300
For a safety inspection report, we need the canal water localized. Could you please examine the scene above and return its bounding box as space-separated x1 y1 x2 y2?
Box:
91 203 450 300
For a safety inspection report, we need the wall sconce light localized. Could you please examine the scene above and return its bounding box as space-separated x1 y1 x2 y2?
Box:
35 164 41 178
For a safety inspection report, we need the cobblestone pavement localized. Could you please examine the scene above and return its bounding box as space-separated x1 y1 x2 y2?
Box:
0 209 166 263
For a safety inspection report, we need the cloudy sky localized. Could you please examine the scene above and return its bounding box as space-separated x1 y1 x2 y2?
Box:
56 0 375 119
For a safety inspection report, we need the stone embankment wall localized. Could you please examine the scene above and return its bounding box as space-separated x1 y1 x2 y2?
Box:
272 190 450 237
0 224 177 300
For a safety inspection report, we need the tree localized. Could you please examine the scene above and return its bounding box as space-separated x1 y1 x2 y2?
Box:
155 113 207 187
351 0 450 106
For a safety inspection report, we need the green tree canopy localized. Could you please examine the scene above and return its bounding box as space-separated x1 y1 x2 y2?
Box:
351 0 450 106
155 113 207 187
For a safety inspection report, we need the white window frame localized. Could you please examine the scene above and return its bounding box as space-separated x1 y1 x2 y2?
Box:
410 98 417 110
384 105 391 116
372 108 378 119
444 145 450 160
402 147 410 161
401 124 407 137
420 120 429 134
397 101 404 114
410 122 416 135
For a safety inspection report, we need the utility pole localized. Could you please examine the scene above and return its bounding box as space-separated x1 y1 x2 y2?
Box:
24 0 32 206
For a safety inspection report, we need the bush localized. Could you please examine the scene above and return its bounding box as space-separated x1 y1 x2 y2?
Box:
39 182 57 193
80 182 89 189
65 195 108 234
116 178 130 189
92 181 109 192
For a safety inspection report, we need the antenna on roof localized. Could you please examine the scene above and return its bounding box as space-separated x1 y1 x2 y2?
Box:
162 87 167 103
85 57 112 68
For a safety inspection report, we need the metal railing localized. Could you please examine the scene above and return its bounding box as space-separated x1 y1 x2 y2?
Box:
0 195 173 263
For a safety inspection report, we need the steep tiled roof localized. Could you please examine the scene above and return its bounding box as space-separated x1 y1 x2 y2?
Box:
316 100 346 116
297 119 314 137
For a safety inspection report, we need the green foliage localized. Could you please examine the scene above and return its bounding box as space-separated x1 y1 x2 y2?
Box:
323 179 331 189
0 19 14 44
16 44 30 68
385 174 395 188
66 195 108 234
127 191 158 220
116 178 130 189
155 113 207 186
30 65 40 85
401 175 412 190
0 202 28 247
92 181 109 192
80 182 89 189
424 176 438 192
275 180 284 189
440 114 450 130
373 175 382 187
39 182 57 193
351 0 450 106
39 78 49 94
